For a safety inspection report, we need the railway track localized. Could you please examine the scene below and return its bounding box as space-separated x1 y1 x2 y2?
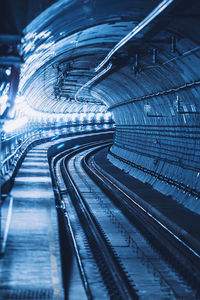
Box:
51 140 200 299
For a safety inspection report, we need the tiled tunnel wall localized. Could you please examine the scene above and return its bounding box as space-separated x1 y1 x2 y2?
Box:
101 39 200 214
109 123 200 213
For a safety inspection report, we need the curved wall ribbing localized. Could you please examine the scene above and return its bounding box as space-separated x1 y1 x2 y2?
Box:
103 43 200 213
20 0 200 213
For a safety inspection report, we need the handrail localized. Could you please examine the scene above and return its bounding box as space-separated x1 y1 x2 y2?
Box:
2 143 24 166
0 194 13 256
1 132 39 167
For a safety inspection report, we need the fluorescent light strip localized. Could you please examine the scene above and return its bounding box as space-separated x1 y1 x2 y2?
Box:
95 0 174 72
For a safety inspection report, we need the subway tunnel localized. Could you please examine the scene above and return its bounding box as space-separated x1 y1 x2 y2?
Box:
0 0 200 299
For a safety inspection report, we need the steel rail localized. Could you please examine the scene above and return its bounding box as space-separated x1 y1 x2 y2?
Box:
51 135 200 296
60 142 138 299
52 154 93 300
91 158 200 259
49 136 114 299
82 147 200 292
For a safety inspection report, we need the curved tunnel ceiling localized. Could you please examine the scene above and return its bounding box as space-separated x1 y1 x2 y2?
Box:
20 0 181 114
2 0 200 212
19 0 200 212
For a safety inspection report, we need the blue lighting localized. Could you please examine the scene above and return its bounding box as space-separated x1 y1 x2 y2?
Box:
51 135 58 140
57 143 64 149
73 145 79 150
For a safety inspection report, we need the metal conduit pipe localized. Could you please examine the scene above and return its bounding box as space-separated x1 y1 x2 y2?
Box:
75 0 173 102
95 0 174 72
108 79 200 110
74 62 112 102
145 45 200 70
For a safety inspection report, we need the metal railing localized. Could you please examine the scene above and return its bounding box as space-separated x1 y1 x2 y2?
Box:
1 131 38 178
0 194 13 256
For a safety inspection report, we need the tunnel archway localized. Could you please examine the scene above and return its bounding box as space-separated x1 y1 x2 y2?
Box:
16 0 200 213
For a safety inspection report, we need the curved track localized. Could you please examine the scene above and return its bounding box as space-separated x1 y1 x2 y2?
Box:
52 140 200 299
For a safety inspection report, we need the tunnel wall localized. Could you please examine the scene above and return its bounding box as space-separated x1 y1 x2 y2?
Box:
20 0 200 213
99 40 200 213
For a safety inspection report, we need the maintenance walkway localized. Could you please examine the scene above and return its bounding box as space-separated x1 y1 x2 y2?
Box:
0 144 64 300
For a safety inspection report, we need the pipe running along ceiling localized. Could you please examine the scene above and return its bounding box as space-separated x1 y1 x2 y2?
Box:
19 0 177 114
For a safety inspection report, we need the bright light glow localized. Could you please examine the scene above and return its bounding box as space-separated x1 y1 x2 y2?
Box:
95 113 103 122
73 145 79 150
17 100 68 123
57 143 64 149
36 42 55 52
71 113 79 122
23 30 52 54
95 0 174 72
5 68 11 76
3 117 28 133
37 31 51 39
0 95 8 102
0 83 4 91
15 96 25 104
79 113 87 122
87 113 95 121
3 83 10 94
12 96 112 127
104 112 112 121
0 95 8 115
